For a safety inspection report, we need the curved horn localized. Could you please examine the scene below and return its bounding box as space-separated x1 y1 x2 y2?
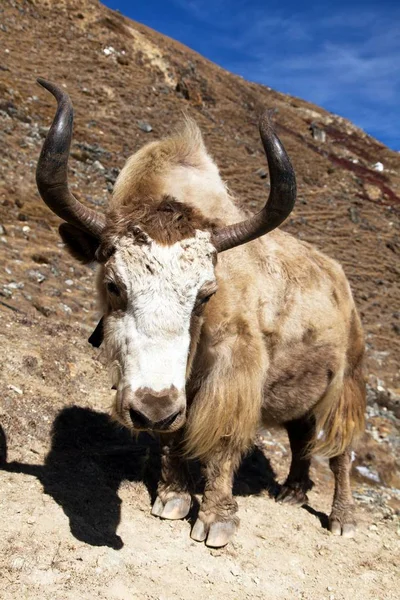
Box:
36 78 106 237
212 111 296 252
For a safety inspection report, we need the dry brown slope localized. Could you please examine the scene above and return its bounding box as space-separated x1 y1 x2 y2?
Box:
1 0 399 387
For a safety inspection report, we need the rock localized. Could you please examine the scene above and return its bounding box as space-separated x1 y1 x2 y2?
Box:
117 55 129 66
8 384 23 395
104 167 119 185
27 269 46 283
32 301 53 317
137 121 152 133
355 465 380 483
6 281 24 290
31 253 51 264
0 224 6 235
71 142 111 163
1 287 13 298
310 123 326 142
60 303 72 314
364 183 381 201
348 206 360 223
103 46 116 56
372 162 384 172
256 167 268 179
175 79 190 100
93 160 105 172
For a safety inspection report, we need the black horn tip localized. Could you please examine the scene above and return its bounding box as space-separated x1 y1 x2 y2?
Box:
36 77 70 104
37 76 49 87
36 77 55 93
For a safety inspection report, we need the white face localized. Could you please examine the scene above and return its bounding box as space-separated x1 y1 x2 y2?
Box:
100 229 217 432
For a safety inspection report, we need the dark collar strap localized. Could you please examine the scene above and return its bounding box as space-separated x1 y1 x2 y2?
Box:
88 317 104 348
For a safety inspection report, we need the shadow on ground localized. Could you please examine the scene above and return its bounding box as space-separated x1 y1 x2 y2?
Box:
0 405 307 548
0 422 7 464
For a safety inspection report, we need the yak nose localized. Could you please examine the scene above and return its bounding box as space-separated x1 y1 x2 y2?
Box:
124 386 184 431
129 408 181 430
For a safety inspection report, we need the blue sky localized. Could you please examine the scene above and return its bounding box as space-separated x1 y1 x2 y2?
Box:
103 0 399 151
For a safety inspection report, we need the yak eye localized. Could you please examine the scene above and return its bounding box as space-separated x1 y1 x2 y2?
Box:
107 281 120 296
197 291 216 307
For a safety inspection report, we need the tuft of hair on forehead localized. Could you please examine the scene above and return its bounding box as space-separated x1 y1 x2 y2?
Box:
96 195 220 261
111 116 211 205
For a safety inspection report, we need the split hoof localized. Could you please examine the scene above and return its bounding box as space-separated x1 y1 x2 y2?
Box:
191 518 237 547
276 483 309 506
151 494 191 520
329 504 356 537
329 519 355 538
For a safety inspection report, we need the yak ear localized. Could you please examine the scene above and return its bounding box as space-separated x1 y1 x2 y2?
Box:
59 223 100 264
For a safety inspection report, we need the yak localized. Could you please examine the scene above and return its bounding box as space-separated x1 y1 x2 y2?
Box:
35 78 365 547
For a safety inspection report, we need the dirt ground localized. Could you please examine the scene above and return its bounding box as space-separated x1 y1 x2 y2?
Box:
0 1 399 598
0 311 399 600
0 311 399 599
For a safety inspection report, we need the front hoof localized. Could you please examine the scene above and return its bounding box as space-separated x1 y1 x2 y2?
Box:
151 494 191 520
329 519 355 538
276 482 309 505
329 506 356 537
191 517 238 548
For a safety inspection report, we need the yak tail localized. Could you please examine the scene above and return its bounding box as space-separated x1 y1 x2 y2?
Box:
308 358 366 459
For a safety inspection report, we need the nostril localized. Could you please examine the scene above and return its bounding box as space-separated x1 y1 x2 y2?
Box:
129 408 151 428
155 410 181 431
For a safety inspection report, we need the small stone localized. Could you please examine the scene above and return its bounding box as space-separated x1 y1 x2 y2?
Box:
93 160 105 172
369 524 378 531
27 270 46 283
60 303 72 314
8 384 23 395
372 161 384 172
6 282 24 290
364 183 381 201
348 207 359 224
256 167 268 179
10 557 25 570
1 287 12 298
65 279 74 286
310 123 326 142
22 225 31 234
0 224 5 235
117 55 129 66
103 46 115 56
138 121 152 133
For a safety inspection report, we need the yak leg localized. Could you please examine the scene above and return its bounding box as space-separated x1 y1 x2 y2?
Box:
151 433 192 520
191 446 241 548
277 416 314 505
329 451 356 537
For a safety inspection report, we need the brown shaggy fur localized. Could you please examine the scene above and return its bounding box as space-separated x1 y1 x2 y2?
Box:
311 310 365 457
103 194 219 250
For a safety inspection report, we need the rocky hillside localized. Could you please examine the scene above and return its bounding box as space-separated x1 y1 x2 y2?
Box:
1 0 399 390
0 1 399 598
